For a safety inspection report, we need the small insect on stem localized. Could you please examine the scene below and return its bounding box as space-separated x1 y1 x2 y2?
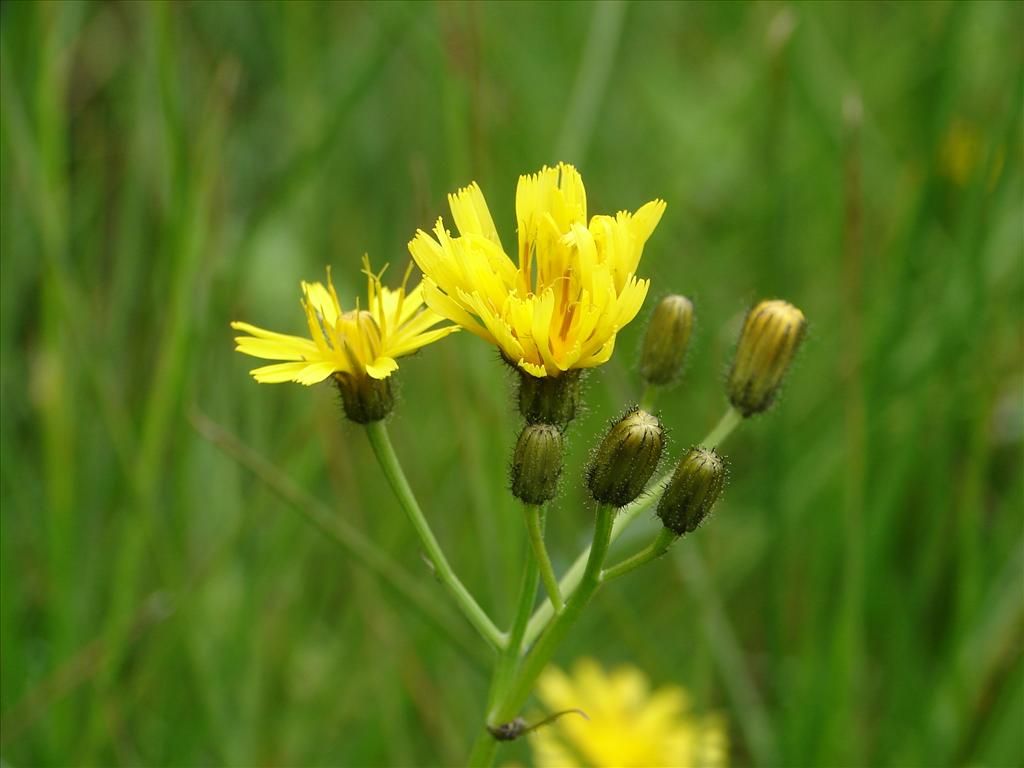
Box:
486 709 589 741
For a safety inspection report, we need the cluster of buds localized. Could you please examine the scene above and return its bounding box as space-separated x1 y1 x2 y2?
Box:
509 295 805 528
647 298 803 535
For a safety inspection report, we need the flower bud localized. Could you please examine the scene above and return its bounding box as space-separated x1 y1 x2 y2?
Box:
511 424 564 505
657 447 726 535
517 369 582 428
334 372 394 424
640 294 694 386
727 299 806 416
587 408 665 508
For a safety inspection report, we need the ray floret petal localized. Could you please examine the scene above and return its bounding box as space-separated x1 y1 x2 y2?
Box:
408 162 666 377
230 257 460 387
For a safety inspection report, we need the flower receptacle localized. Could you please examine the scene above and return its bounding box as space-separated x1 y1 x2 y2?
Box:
334 372 394 424
517 368 582 428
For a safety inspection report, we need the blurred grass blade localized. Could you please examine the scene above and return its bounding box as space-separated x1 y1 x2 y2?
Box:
189 406 486 668
556 0 627 162
674 545 779 767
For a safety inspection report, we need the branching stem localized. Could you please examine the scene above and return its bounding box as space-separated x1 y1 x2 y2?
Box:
601 528 677 582
489 505 616 726
523 406 744 645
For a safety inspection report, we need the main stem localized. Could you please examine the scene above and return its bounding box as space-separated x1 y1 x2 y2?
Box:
490 505 616 726
365 421 504 651
465 719 500 768
487 544 538 720
468 526 540 767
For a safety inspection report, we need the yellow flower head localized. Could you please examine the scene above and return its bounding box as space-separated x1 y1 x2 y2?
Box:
408 163 666 378
230 257 459 386
528 658 728 768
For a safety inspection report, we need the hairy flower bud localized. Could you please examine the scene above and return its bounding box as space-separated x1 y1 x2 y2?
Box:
640 294 695 386
727 299 806 416
334 372 394 424
657 447 726 535
517 369 583 427
511 424 564 505
587 409 665 508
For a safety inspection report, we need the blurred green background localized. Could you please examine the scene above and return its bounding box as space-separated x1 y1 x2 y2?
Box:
2 1 1022 766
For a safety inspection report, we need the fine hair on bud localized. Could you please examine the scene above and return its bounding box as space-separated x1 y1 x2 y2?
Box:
511 424 564 505
334 373 395 424
640 294 695 387
587 408 665 508
727 299 806 417
516 368 583 428
657 447 726 535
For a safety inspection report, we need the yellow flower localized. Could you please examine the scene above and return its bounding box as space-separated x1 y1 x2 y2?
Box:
408 163 665 378
230 258 459 386
527 658 728 768
938 117 1005 189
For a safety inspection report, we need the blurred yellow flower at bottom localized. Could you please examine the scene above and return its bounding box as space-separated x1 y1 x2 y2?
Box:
526 658 727 768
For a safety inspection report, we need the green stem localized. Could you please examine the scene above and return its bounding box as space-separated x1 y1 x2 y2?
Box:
522 494 651 646
487 542 538 719
491 505 616 725
365 421 504 652
193 409 487 666
704 406 743 448
639 383 657 413
468 527 540 767
466 728 499 768
526 504 563 612
523 406 745 645
601 528 677 582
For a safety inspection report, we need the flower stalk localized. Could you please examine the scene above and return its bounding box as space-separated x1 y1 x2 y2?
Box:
601 527 677 582
489 505 617 727
523 407 744 646
364 421 504 651
705 406 743 448
525 505 563 612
